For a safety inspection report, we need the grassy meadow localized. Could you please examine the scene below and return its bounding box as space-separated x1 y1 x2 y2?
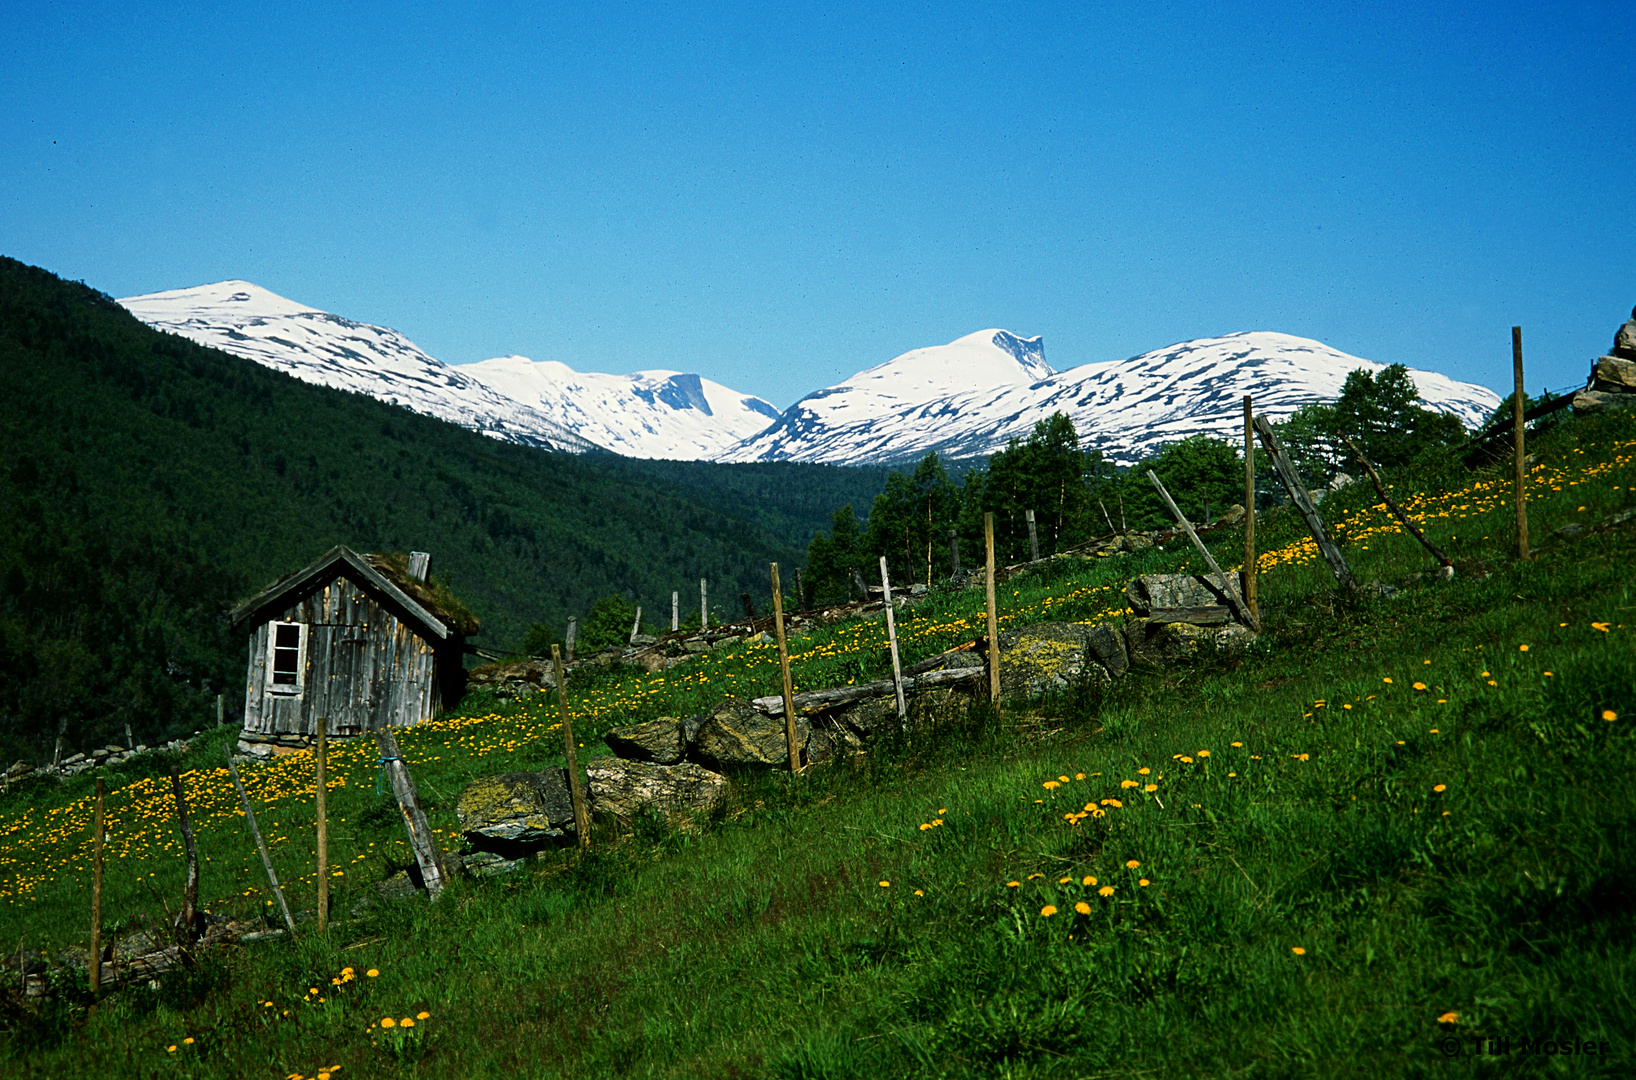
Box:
1 410 1633 1078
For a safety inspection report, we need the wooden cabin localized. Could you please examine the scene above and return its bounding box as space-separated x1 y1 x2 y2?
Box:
230 546 477 744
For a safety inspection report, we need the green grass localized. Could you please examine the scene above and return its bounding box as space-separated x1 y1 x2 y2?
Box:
2 412 1635 1078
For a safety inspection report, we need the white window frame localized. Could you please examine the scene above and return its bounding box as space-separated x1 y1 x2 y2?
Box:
266 621 308 696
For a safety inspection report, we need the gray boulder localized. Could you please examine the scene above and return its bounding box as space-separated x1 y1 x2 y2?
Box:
1613 310 1636 359
455 769 576 844
1592 355 1636 391
585 757 728 823
603 717 685 765
1085 623 1129 678
1572 387 1636 415
690 698 811 769
1126 573 1243 615
998 622 1103 698
1125 619 1256 667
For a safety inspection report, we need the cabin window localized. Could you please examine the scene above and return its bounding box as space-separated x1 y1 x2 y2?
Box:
267 621 307 694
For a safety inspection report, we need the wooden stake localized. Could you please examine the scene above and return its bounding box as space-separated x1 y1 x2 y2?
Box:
771 564 800 771
169 767 200 948
700 578 708 630
216 694 224 727
551 645 591 848
1514 325 1531 561
1252 415 1355 589
1342 434 1454 573
225 747 297 935
672 591 679 632
89 777 104 994
1098 500 1116 536
879 557 907 718
565 616 577 662
629 606 642 645
984 513 1000 704
1243 396 1258 620
1146 470 1260 631
1025 509 1040 562
373 728 448 898
948 528 961 574
315 722 328 934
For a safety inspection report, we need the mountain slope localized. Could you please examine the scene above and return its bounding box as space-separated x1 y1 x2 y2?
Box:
725 330 1503 465
118 281 782 459
0 257 871 759
461 355 779 459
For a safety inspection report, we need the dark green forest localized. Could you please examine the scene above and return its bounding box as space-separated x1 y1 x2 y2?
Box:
0 258 886 761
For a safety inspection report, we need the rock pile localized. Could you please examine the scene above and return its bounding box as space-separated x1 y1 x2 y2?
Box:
1573 306 1636 415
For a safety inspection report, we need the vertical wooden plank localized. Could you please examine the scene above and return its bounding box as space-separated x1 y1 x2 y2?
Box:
315 723 328 934
225 748 297 935
373 728 447 898
88 777 104 994
671 591 679 632
1513 325 1531 561
551 646 591 848
771 564 800 771
170 767 200 947
629 606 642 644
1243 395 1258 622
1026 509 1040 562
879 557 907 718
700 579 708 630
984 513 1000 704
565 616 577 662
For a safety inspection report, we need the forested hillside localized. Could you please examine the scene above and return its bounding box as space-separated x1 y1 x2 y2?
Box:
0 258 883 761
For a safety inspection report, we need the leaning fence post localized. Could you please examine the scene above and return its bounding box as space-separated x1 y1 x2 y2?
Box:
89 777 104 993
1025 510 1040 562
169 767 200 947
629 606 642 645
373 728 448 899
1243 395 1258 621
1252 414 1355 589
984 512 1000 704
771 564 801 771
1342 434 1455 574
1146 470 1260 631
879 557 907 718
1513 326 1531 561
551 646 591 848
315 722 329 933
225 748 297 935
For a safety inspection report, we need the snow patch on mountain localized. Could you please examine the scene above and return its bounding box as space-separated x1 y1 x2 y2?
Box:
724 330 1501 466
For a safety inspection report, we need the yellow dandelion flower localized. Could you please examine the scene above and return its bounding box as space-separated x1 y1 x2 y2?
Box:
1098 885 1114 897
381 1017 396 1028
1413 682 1427 690
367 969 379 978
183 1038 194 1045
1291 947 1306 955
1230 742 1242 748
1120 779 1138 789
1082 875 1097 885
401 1018 415 1028
1433 784 1447 792
1383 677 1393 684
914 889 923 897
1604 710 1618 721
1197 750 1210 758
167 1046 177 1053
1138 766 1151 775
1125 859 1140 869
1438 1011 1459 1024
1007 881 1021 888
1042 780 1060 790
1040 905 1058 917
1138 879 1150 887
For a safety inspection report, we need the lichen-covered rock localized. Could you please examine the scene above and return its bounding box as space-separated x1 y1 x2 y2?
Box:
1125 574 1243 615
455 769 575 844
1124 619 1256 667
690 698 811 769
1593 355 1636 391
1572 387 1636 415
998 622 1095 698
603 717 685 764
585 757 728 822
1085 624 1129 678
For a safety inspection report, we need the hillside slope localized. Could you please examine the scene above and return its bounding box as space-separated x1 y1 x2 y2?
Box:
0 258 878 759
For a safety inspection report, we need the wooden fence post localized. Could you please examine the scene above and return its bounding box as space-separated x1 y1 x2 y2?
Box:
1252 414 1355 589
1146 471 1260 631
794 567 805 610
315 722 328 934
771 564 800 771
565 616 577 662
373 728 447 899
1243 395 1258 621
216 694 224 727
551 646 591 848
948 528 961 575
672 591 679 632
1514 326 1531 561
629 607 642 645
169 767 200 947
984 513 1000 704
1025 510 1040 562
1343 434 1454 573
879 557 907 718
89 777 104 993
700 579 708 630
225 748 297 935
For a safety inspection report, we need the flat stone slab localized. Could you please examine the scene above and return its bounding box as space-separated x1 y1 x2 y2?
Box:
603 717 685 765
585 757 728 822
456 769 576 844
691 698 811 769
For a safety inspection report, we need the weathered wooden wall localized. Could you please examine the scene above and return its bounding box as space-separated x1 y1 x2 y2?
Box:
242 574 441 737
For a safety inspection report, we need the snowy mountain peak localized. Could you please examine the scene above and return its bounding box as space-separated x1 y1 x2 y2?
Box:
846 329 1054 398
122 280 321 320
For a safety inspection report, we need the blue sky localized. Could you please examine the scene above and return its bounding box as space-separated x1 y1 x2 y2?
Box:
2 1 1631 408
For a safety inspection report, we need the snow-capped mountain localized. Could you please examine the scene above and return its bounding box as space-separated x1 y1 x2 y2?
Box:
117 282 779 459
460 356 780 460
724 330 1502 465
